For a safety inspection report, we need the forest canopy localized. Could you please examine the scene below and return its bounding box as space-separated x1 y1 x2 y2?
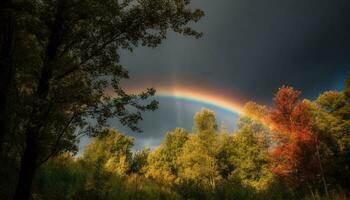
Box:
3 75 348 200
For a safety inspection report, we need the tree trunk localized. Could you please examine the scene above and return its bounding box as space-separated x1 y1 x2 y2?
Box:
12 1 66 199
12 73 50 199
13 133 38 200
315 136 329 198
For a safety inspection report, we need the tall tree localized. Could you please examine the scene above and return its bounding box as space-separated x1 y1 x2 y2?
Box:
6 0 204 199
177 109 221 190
313 74 350 190
269 86 317 189
229 102 273 191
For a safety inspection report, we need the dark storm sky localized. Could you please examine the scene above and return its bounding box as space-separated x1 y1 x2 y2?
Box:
82 0 350 150
122 0 350 102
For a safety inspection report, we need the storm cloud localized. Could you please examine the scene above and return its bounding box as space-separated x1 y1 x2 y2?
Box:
83 0 350 150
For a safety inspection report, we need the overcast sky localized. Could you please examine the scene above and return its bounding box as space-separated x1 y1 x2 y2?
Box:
83 0 350 150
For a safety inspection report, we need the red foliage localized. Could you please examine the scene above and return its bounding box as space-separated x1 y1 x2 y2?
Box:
269 86 316 186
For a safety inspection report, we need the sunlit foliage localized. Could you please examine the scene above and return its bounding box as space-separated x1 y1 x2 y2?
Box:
146 128 188 183
25 76 350 200
229 115 274 191
83 128 133 176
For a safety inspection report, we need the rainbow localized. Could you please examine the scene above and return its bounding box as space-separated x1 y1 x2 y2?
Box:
124 84 273 129
128 85 245 115
157 88 243 115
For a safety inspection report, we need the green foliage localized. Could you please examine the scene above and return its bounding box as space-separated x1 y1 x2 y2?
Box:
229 116 274 191
28 100 350 200
312 77 350 190
177 109 221 190
177 135 221 189
0 1 204 198
4 78 350 199
316 91 350 151
129 148 150 175
193 108 218 133
33 153 181 200
146 128 188 183
83 128 134 175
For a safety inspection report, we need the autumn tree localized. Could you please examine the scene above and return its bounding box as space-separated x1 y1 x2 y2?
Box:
269 86 319 190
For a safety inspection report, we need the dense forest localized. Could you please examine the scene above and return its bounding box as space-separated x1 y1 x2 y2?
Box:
2 77 350 199
1 0 350 199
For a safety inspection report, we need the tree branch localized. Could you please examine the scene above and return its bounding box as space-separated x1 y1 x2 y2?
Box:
54 33 126 80
37 111 78 167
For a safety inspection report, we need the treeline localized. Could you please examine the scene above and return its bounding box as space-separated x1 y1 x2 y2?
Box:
24 76 350 200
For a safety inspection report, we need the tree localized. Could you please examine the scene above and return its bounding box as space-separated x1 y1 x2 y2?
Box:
2 1 204 199
82 128 134 176
316 91 350 153
269 86 318 190
313 74 350 190
129 147 150 175
193 108 217 133
215 125 234 180
177 109 221 190
146 128 188 183
229 103 274 191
